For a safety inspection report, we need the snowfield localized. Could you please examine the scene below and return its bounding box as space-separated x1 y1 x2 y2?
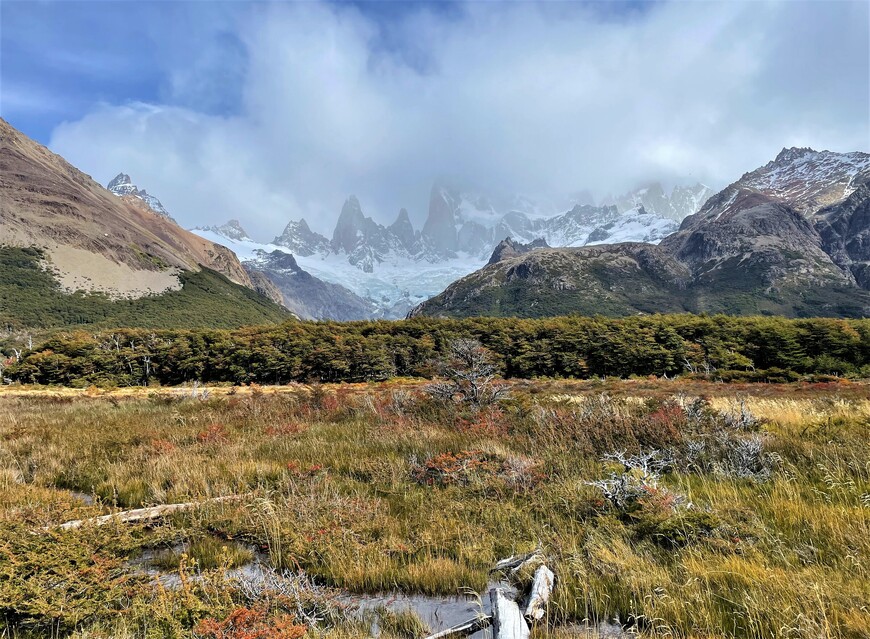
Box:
192 229 486 318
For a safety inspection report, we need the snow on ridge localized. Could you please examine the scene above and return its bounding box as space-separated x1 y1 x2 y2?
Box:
191 227 487 318
741 148 870 213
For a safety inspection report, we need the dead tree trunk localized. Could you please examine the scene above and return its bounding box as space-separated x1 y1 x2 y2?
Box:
53 494 245 531
523 565 554 621
490 588 530 639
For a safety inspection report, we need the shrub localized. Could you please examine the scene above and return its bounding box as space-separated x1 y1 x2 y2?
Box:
409 450 500 487
425 338 509 408
194 606 306 639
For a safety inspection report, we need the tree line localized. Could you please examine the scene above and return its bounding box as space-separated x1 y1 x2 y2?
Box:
4 314 869 387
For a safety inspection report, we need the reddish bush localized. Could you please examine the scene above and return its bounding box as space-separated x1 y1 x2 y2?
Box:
195 606 306 639
411 450 499 487
454 407 509 436
196 423 229 443
149 438 176 454
265 423 306 437
286 461 326 479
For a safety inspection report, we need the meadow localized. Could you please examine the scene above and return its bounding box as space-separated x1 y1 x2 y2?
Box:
1 376 868 638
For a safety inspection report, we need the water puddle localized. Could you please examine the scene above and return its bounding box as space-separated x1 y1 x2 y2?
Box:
345 582 507 638
342 583 625 637
129 539 266 588
69 490 95 505
129 544 627 637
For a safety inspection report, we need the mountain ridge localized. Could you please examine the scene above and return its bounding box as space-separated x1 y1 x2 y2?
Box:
0 118 290 329
412 147 870 319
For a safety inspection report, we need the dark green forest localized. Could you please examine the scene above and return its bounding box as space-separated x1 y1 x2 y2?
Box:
4 314 868 386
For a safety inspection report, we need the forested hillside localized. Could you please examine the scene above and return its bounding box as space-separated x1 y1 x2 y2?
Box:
5 314 868 386
0 246 290 331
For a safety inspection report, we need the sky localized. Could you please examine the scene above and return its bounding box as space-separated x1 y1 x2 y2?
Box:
2 0 869 240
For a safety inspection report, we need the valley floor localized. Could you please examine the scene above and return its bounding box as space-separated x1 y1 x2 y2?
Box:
1 378 868 638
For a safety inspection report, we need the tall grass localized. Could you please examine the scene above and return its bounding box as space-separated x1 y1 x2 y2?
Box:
0 379 868 637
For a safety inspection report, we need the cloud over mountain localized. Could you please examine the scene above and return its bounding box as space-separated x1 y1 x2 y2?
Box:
42 0 869 238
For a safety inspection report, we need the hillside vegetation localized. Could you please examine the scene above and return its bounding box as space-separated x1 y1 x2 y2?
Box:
0 246 290 332
4 313 868 386
1 380 868 638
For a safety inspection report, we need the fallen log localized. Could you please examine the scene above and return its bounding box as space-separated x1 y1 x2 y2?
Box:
490 588 530 639
492 547 541 575
53 494 246 531
523 564 555 621
422 615 491 639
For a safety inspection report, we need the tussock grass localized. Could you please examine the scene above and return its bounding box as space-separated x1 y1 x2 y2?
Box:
1 379 868 638
150 536 255 571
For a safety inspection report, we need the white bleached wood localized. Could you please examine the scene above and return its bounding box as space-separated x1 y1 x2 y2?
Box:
523 565 555 621
53 494 245 530
490 588 530 639
492 547 540 574
422 615 492 639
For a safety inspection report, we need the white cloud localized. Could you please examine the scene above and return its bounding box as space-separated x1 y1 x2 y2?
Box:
49 0 870 239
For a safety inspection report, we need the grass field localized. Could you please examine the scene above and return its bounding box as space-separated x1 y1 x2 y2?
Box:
1 378 868 638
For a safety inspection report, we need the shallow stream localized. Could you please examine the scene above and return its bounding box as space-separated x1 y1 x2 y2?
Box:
128 538 626 637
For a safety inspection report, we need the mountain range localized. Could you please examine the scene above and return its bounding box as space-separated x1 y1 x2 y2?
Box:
412 147 870 318
5 114 866 328
193 181 710 318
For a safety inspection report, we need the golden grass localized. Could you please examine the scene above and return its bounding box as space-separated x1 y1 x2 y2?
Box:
1 380 868 638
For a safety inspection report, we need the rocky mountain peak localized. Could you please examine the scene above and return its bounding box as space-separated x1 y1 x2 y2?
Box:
487 237 550 265
106 172 176 223
196 219 251 242
422 183 459 254
388 208 417 253
256 249 302 272
692 148 870 224
332 195 370 253
107 173 133 191
273 218 330 257
774 147 816 163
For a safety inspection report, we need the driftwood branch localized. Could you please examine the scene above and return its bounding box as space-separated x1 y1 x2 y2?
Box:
423 616 491 639
492 547 541 575
53 494 246 531
523 565 555 621
490 588 530 639
422 554 553 639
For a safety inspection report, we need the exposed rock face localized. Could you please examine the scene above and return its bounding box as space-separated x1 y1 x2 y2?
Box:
329 196 409 272
413 148 870 319
273 218 330 256
488 237 550 265
331 196 368 254
0 118 262 298
421 184 459 255
244 268 285 307
388 208 418 253
244 250 377 320
816 178 870 288
107 173 177 224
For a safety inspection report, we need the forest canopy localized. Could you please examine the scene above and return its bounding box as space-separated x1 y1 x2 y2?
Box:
4 315 869 387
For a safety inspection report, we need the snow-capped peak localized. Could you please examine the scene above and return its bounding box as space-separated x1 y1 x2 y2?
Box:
194 219 252 242
739 148 870 216
106 172 176 223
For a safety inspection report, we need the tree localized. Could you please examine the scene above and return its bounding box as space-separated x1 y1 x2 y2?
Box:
426 338 509 407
